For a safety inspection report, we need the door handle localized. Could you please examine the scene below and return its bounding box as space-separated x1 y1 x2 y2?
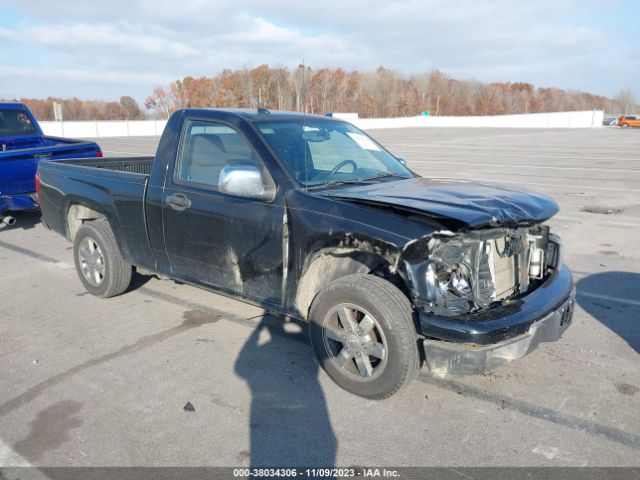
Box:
165 193 192 211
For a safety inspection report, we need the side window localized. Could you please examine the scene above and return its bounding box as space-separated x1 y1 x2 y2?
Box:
176 120 258 188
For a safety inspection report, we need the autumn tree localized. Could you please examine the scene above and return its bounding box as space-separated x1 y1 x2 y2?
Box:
145 87 171 119
119 96 144 120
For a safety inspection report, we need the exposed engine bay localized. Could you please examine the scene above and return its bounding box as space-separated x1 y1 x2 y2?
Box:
403 225 563 316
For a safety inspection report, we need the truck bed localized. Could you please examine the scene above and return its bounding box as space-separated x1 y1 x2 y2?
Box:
54 156 154 176
38 155 156 269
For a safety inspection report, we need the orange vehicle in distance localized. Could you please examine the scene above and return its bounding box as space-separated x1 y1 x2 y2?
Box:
617 115 640 128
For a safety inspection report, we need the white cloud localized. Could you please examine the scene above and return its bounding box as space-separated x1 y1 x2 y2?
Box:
1 23 199 57
0 65 171 85
0 0 636 100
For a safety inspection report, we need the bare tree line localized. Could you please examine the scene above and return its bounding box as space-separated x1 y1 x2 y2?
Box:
5 65 637 120
144 65 637 119
0 96 145 121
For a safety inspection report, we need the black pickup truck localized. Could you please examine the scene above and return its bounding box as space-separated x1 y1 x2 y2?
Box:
38 108 575 399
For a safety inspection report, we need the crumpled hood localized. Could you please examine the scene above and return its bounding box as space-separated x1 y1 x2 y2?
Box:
326 177 559 229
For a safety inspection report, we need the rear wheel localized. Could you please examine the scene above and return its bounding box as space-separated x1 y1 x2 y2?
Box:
308 274 419 399
74 220 132 298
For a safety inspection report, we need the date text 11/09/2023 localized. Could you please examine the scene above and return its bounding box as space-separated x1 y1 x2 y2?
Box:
232 468 400 477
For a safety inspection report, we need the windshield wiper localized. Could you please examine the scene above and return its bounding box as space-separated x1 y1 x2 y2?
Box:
306 179 367 190
355 172 404 182
306 172 405 191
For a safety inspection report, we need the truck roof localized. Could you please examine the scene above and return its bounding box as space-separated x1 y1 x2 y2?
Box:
181 107 342 122
0 102 27 109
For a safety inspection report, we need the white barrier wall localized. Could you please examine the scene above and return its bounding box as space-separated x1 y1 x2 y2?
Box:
40 119 168 138
40 110 603 138
353 110 604 130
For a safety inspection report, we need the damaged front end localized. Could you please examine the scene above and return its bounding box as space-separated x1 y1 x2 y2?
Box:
404 225 560 316
401 224 574 377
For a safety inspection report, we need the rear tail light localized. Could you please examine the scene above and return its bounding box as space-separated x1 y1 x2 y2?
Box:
35 171 42 206
96 150 103 157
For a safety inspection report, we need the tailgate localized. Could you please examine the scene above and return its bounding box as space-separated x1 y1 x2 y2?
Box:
0 142 100 195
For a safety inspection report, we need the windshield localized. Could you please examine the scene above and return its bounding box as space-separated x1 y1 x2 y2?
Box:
0 108 38 137
254 119 413 187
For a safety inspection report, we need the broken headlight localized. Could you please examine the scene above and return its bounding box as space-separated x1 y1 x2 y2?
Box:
424 260 472 301
414 259 476 315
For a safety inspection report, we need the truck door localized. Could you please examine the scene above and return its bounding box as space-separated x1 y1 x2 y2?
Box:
161 119 284 305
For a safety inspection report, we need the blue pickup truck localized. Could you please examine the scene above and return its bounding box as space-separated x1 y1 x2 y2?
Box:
0 102 102 227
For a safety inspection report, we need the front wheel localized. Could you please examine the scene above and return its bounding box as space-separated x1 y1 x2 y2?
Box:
73 220 132 298
308 274 420 399
622 123 629 128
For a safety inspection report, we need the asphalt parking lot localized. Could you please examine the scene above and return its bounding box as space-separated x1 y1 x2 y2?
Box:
1 127 638 468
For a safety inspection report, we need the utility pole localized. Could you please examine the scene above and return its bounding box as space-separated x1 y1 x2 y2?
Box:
277 82 282 110
53 102 64 136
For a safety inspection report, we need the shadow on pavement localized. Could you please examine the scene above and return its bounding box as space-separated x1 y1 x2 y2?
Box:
126 270 153 291
235 315 337 468
576 271 640 354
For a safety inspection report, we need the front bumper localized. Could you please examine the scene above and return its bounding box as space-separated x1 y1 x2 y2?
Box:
419 265 575 376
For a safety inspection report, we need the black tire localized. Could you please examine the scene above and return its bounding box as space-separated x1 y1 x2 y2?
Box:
73 220 132 298
308 274 419 399
622 123 629 128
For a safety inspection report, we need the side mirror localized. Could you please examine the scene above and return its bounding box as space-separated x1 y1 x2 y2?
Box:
396 156 407 166
218 165 275 201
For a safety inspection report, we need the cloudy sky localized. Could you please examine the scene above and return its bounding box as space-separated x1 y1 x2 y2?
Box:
0 0 638 103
